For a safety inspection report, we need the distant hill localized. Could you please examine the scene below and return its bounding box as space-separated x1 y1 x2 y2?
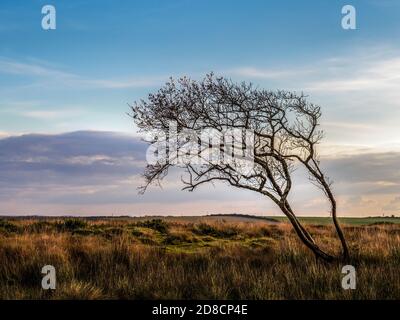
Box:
1 214 399 225
0 214 281 224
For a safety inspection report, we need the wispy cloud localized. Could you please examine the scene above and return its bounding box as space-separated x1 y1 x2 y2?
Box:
225 46 400 151
227 46 400 94
229 67 302 79
0 58 74 78
23 110 84 120
0 57 165 89
307 56 400 92
80 77 166 89
0 131 11 139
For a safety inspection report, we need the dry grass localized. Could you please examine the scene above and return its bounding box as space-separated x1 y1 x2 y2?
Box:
0 217 399 299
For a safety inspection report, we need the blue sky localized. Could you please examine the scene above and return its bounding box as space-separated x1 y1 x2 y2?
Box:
0 1 400 216
1 0 399 135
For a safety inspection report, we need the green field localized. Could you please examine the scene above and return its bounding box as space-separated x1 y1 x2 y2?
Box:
4 214 399 226
268 216 400 225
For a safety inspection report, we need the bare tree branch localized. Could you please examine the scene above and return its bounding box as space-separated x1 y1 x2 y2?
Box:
130 74 349 262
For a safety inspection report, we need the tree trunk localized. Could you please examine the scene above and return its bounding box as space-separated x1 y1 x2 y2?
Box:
280 204 335 262
317 178 350 261
284 200 316 245
329 196 350 261
302 163 350 261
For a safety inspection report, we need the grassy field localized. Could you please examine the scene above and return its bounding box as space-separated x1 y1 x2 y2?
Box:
0 215 399 299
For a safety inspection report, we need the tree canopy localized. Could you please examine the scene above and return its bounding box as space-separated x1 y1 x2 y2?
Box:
132 74 349 261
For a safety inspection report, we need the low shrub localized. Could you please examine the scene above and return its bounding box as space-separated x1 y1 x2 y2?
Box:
57 219 88 232
136 219 169 234
0 219 20 234
192 223 238 238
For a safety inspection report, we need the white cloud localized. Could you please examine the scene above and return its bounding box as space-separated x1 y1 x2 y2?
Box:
0 58 74 78
0 56 165 89
81 77 166 89
0 131 10 139
307 56 400 92
226 46 400 151
227 46 400 95
229 67 300 79
24 110 84 120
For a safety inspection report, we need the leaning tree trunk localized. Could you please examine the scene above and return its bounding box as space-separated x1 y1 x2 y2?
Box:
284 200 316 245
325 188 350 260
311 171 350 261
303 163 350 261
280 203 335 262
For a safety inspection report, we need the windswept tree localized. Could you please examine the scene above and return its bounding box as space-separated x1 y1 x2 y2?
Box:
131 74 349 262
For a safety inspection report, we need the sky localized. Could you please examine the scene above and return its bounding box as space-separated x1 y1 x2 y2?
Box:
0 0 400 216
